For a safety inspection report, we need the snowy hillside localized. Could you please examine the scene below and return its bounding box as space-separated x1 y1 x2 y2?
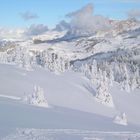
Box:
0 18 140 140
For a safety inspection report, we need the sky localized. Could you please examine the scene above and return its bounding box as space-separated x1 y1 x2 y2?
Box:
0 0 140 28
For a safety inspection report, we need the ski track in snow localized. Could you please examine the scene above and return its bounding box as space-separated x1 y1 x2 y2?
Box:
0 94 21 100
2 128 140 140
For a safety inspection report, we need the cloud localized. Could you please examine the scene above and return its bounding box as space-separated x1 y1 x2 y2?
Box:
0 24 48 39
20 11 39 21
127 9 140 19
24 24 48 36
66 3 93 19
66 3 93 30
0 27 25 39
54 20 71 31
65 3 111 34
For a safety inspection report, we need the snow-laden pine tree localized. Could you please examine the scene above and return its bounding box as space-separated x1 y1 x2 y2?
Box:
15 47 22 67
81 63 91 79
44 50 70 73
108 67 114 87
64 58 70 71
90 60 98 85
59 56 65 72
0 52 7 64
120 64 130 92
27 85 49 108
14 47 32 70
113 112 128 126
129 67 138 91
135 66 140 88
22 50 32 71
95 70 114 107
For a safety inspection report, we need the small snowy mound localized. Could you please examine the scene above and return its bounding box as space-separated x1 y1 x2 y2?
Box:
113 113 128 126
23 85 49 108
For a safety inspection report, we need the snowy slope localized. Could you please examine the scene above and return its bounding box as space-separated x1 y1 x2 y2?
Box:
1 99 140 140
0 64 115 116
0 63 140 139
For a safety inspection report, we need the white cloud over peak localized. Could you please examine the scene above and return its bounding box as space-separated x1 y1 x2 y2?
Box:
0 28 25 39
0 24 49 39
24 24 48 36
65 3 111 33
66 3 93 19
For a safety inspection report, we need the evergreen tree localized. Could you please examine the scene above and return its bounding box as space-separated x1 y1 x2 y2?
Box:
96 70 114 107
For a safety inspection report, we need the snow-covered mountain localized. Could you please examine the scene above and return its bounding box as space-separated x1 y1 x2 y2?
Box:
0 19 140 140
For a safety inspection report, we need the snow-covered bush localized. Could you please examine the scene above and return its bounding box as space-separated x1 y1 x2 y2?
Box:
23 85 49 108
113 113 128 126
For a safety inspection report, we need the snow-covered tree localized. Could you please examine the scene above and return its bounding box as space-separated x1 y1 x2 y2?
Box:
15 47 24 67
113 112 128 126
80 63 91 79
90 60 98 85
129 75 137 91
95 70 114 107
22 50 32 71
120 64 130 92
14 47 32 70
30 85 49 107
0 52 8 63
23 85 49 108
108 67 114 86
42 50 69 73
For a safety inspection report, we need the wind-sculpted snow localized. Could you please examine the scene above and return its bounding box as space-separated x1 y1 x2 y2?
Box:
1 96 140 138
2 128 140 140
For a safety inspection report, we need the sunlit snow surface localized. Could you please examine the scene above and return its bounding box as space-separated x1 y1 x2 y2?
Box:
0 63 140 139
2 129 140 140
